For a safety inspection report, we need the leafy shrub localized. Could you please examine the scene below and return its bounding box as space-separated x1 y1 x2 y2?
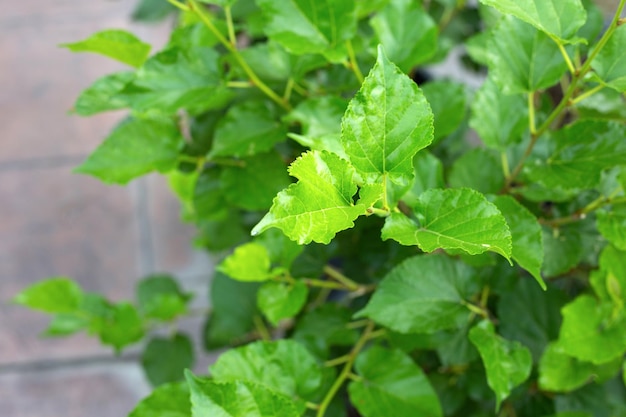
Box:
15 0 626 416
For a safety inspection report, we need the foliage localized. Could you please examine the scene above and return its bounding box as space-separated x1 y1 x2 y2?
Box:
14 0 626 415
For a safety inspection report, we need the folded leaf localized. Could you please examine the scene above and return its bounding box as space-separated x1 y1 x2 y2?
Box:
219 243 273 282
257 281 308 325
61 29 151 67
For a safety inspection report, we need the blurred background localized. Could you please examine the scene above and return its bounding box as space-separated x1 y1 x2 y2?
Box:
0 1 214 416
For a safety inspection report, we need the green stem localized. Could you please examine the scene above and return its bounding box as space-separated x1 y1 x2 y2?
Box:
571 84 605 105
227 80 252 88
527 92 537 134
316 322 375 417
554 39 575 75
224 5 237 47
167 0 189 11
346 40 364 84
283 78 295 102
324 354 351 367
541 188 625 227
323 265 360 291
302 278 348 290
500 152 511 179
253 315 271 341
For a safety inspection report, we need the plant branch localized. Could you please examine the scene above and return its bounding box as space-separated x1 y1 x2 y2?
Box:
540 190 626 227
323 265 360 291
167 0 189 12
571 84 605 105
554 39 575 75
316 322 375 417
345 40 364 84
224 5 237 47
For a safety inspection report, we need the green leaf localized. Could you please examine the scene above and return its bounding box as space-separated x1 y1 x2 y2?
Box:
539 343 621 392
221 152 291 211
591 24 626 92
44 314 89 336
186 372 300 417
422 80 467 142
255 0 357 61
218 242 273 282
369 0 438 72
357 254 480 334
210 101 287 158
382 188 512 259
541 225 584 277
257 281 308 325
131 0 177 23
526 121 626 190
136 274 191 321
498 279 567 361
597 206 626 251
252 151 382 244
255 229 304 270
341 45 434 201
97 302 145 352
556 295 626 364
74 118 182 184
73 71 134 116
491 196 545 287
470 77 528 150
209 339 323 402
124 47 232 114
487 15 569 94
478 0 587 42
448 148 504 194
401 152 445 206
129 382 190 417
61 29 151 67
348 346 443 417
592 245 626 306
142 333 194 386
14 277 82 313
469 320 532 410
193 167 228 222
204 273 260 349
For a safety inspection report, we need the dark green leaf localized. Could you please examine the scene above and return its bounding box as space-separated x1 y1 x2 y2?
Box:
257 281 308 325
488 16 569 93
541 225 584 277
192 167 228 222
132 0 177 22
382 188 512 259
479 0 587 42
129 382 190 417
61 29 151 67
469 320 532 410
74 118 182 184
492 196 545 287
597 206 626 251
210 101 287 158
448 148 504 194
357 254 480 333
470 77 528 150
252 151 382 244
256 0 357 61
348 346 442 417
186 371 300 417
209 339 323 402
422 80 467 141
369 0 438 72
14 277 82 313
592 24 626 92
401 152 445 206
341 45 434 201
218 243 273 282
136 274 191 321
73 71 134 116
204 273 260 349
221 152 290 211
97 302 145 352
142 333 194 386
255 228 304 270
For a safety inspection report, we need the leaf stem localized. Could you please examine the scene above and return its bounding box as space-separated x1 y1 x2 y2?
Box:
500 152 511 179
323 265 360 291
166 0 189 11
316 322 375 417
540 189 625 227
571 84 605 105
346 40 364 84
324 354 351 367
224 5 237 47
554 39 575 75
226 80 253 88
253 315 271 341
527 92 537 135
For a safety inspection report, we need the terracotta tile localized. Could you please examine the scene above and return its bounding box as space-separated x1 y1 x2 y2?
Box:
0 362 151 417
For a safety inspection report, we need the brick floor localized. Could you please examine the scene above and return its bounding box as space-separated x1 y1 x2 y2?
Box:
0 1 212 416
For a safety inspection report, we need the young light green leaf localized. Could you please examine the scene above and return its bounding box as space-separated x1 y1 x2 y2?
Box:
370 0 438 72
186 372 300 417
526 121 626 190
73 71 134 116
422 80 467 142
128 382 190 417
597 206 626 251
74 117 182 184
479 0 587 42
470 77 528 150
124 47 232 115
469 320 532 410
210 101 287 158
141 333 194 387
136 274 191 321
341 45 434 201
382 188 512 260
252 151 382 244
348 346 443 417
556 295 626 364
591 24 626 92
14 277 82 313
209 339 324 402
218 243 273 282
221 152 291 211
97 302 145 352
448 148 504 194
539 343 621 392
257 281 308 325
492 196 545 288
255 0 357 62
61 29 151 67
356 254 480 334
488 16 569 94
